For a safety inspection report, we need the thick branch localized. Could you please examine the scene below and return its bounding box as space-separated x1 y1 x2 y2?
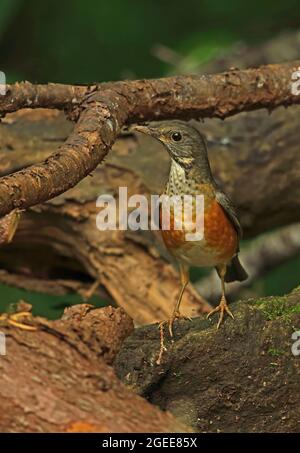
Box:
0 60 300 217
1 82 91 115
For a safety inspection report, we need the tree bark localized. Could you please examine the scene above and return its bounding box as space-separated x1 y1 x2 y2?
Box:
0 303 190 433
115 288 300 433
0 60 300 217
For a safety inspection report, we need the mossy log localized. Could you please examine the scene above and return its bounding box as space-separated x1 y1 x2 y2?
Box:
115 288 300 432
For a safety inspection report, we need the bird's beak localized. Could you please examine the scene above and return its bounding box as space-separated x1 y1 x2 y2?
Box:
130 124 157 137
130 124 169 149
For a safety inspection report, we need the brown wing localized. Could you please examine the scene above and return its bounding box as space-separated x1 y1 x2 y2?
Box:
215 190 248 282
215 190 243 242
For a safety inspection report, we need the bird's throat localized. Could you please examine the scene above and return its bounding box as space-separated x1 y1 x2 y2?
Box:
166 158 214 196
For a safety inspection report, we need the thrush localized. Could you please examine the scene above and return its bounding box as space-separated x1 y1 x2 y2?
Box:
133 121 247 361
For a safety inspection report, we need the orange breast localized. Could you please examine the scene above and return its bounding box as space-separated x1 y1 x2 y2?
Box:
204 199 238 262
159 201 188 249
160 198 238 263
161 225 185 249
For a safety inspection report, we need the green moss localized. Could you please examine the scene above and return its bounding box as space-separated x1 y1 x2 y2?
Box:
261 298 289 320
267 347 284 357
254 292 300 322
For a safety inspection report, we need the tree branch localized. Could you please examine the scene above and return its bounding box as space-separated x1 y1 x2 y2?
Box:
0 60 300 217
1 82 91 115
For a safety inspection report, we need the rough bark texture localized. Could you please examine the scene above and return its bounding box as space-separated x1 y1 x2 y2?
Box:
0 304 190 433
0 82 90 116
0 60 300 217
115 287 300 433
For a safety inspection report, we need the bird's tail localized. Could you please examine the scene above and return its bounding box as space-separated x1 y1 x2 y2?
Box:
224 255 248 283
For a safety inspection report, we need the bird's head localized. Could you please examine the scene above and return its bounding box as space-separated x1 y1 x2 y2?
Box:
131 120 208 172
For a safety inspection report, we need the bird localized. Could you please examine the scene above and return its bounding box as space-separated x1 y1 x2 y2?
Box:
132 121 248 357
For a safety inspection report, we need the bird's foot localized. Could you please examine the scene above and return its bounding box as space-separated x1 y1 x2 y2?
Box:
0 311 37 331
206 296 234 329
168 311 192 338
156 312 192 365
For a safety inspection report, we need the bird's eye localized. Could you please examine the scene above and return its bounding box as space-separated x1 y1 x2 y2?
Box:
171 132 182 142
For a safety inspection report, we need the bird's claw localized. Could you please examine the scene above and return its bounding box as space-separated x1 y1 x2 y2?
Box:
168 311 192 337
206 297 234 329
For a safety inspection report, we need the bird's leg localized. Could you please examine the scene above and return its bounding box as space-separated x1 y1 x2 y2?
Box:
156 264 190 364
168 263 191 337
156 321 167 365
207 264 234 329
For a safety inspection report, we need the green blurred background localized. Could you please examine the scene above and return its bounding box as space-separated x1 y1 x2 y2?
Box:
0 0 299 318
1 0 300 83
